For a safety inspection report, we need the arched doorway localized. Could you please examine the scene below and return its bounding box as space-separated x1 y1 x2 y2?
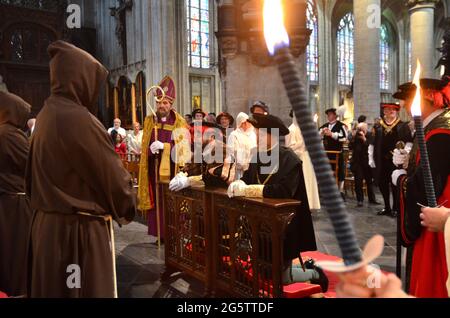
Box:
135 71 146 125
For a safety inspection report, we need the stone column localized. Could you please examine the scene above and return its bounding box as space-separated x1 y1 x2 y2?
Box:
353 0 381 121
407 0 439 78
131 83 137 125
114 87 119 119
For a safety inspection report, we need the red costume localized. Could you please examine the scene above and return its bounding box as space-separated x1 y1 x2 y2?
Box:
395 77 450 297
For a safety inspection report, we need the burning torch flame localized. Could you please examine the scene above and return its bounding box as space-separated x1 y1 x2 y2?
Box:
411 60 422 117
263 0 290 55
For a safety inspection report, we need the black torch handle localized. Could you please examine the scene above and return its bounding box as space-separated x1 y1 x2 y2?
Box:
414 117 438 208
275 47 362 265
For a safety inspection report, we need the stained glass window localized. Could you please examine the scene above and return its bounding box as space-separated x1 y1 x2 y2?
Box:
306 0 318 82
380 24 390 90
187 0 210 69
337 13 354 86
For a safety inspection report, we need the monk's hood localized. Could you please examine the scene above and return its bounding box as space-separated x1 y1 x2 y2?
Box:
0 91 31 128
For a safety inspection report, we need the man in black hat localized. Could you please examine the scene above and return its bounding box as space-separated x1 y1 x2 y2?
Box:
319 108 348 199
370 103 413 217
250 100 270 115
227 114 327 290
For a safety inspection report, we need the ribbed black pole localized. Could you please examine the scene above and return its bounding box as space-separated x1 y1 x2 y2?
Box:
275 47 362 265
413 116 437 207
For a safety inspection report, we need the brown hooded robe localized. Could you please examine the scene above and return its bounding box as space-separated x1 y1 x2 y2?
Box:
0 91 32 296
25 41 136 298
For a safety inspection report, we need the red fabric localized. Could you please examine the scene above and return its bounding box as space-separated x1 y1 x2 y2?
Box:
156 76 176 101
0 291 7 298
115 142 127 160
409 128 450 298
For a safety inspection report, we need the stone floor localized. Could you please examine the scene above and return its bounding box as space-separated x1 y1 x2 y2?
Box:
115 193 401 298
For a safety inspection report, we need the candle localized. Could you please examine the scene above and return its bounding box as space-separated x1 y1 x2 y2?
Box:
410 61 437 207
263 0 362 265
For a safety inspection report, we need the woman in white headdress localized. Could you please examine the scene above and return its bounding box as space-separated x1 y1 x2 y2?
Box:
227 112 257 179
286 110 321 211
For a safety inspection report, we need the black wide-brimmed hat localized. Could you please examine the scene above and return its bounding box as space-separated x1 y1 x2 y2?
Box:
250 100 270 114
216 112 235 126
248 113 290 136
325 108 337 115
192 108 207 118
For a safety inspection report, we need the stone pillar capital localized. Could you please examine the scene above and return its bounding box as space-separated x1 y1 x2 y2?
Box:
406 0 439 10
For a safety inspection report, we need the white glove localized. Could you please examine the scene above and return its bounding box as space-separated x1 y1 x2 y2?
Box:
368 144 376 168
227 180 247 198
391 169 407 186
393 149 409 169
150 141 165 154
169 172 190 192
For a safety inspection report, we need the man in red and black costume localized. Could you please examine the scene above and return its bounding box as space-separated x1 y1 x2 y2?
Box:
369 103 413 217
392 31 450 297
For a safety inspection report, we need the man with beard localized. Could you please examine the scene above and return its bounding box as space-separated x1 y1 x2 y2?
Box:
168 122 236 191
26 41 136 298
0 91 32 297
137 76 190 242
369 103 413 217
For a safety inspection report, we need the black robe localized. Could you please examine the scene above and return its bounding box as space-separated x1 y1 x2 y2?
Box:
0 91 32 296
319 121 347 181
372 119 413 184
242 145 317 262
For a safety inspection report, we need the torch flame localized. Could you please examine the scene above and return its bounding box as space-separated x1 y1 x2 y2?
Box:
411 60 422 117
313 113 319 123
263 0 290 55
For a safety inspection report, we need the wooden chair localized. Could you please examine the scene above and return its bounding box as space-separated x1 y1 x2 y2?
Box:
121 153 141 187
343 150 368 198
326 151 341 185
344 150 355 197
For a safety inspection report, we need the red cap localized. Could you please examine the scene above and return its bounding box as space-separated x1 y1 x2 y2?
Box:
156 76 176 102
381 103 400 111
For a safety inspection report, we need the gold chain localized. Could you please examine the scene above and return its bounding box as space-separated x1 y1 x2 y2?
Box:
256 166 279 185
380 118 400 135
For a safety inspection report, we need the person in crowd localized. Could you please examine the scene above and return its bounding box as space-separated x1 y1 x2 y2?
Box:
0 91 33 297
319 108 348 200
250 100 270 115
370 103 413 217
206 112 217 124
114 131 127 160
286 109 321 210
26 40 135 298
217 111 234 132
227 112 257 179
349 122 379 207
108 118 127 138
184 114 193 125
127 121 143 156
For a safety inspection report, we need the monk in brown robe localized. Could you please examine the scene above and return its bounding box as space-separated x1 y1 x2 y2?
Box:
25 41 136 298
0 91 32 296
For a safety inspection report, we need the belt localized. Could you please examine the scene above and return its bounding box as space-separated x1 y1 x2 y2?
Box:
74 211 118 298
0 192 26 196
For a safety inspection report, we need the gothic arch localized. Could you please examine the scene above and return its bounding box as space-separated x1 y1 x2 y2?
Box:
117 75 133 129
